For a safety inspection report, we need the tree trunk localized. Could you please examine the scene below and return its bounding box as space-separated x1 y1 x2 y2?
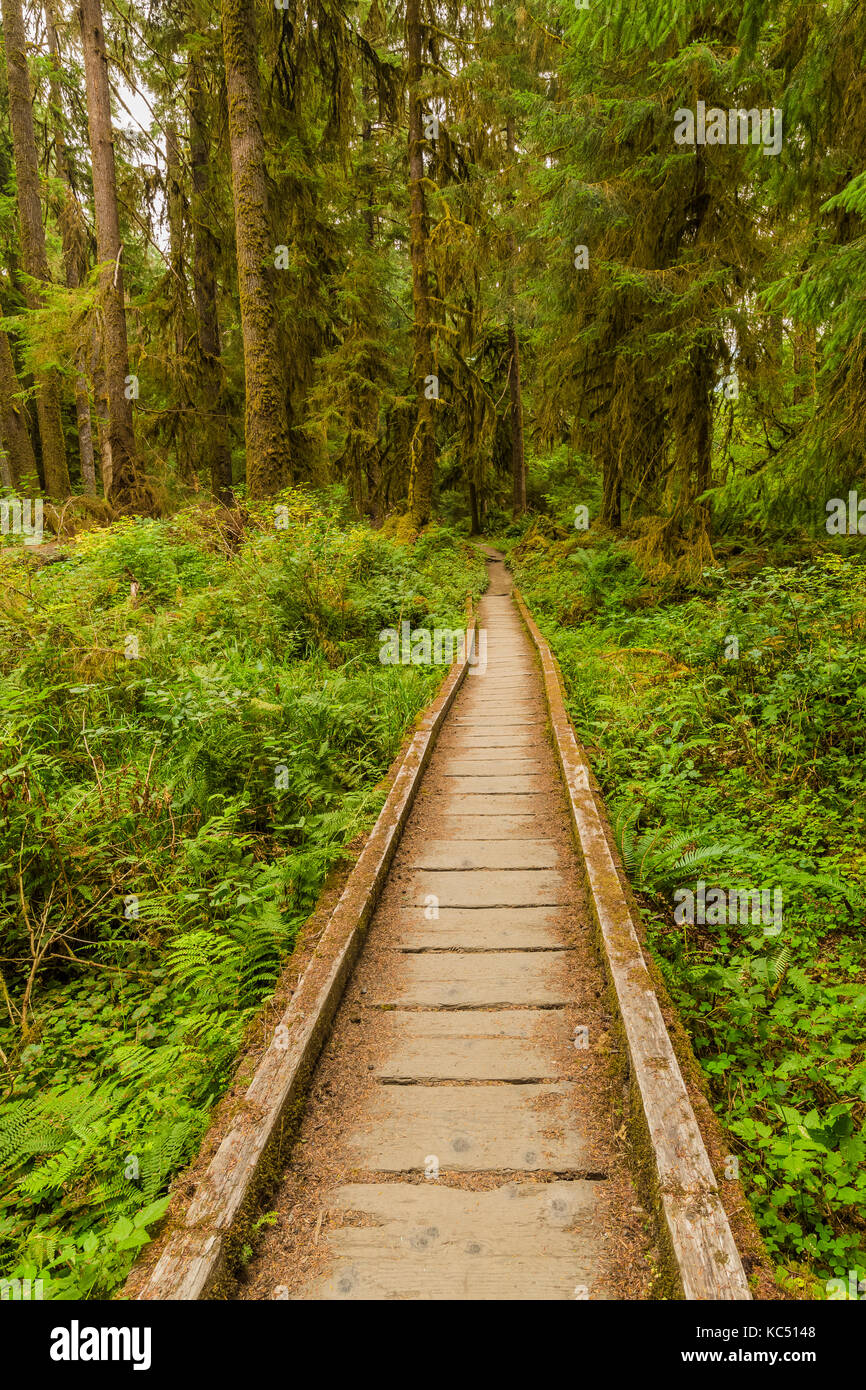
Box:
405 0 437 528
505 120 526 517
667 347 714 556
507 323 526 516
468 478 481 535
221 0 291 498
1 0 70 499
79 0 141 511
0 330 38 487
165 120 186 363
358 111 380 523
72 373 97 495
45 0 97 497
90 322 113 498
166 117 199 485
189 55 234 504
793 324 816 405
601 455 622 527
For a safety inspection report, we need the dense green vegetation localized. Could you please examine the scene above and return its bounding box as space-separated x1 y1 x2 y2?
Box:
0 502 484 1296
505 520 865 1296
0 0 863 1303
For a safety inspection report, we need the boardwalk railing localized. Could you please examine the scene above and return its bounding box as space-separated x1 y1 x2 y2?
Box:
132 606 478 1300
513 587 751 1301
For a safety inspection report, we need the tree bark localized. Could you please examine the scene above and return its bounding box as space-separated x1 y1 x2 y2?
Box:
221 0 291 498
1 0 70 499
165 116 200 486
405 0 437 528
600 454 622 527
44 0 97 496
468 478 481 535
165 119 186 363
0 330 38 488
79 0 141 511
507 323 526 515
505 118 526 517
793 324 816 405
189 55 234 504
92 350 113 497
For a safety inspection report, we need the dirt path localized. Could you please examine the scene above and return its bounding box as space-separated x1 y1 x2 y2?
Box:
236 554 655 1300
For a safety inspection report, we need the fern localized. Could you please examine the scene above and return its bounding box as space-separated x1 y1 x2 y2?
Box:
614 803 745 893
739 946 792 991
0 1085 116 1180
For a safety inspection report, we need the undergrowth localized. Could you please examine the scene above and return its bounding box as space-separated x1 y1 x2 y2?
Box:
0 493 484 1298
505 527 866 1298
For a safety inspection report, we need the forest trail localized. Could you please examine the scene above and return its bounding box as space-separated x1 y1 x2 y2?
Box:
237 552 652 1300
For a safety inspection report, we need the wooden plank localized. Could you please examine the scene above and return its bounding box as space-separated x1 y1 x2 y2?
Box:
346 1083 587 1172
377 1036 558 1082
441 760 539 778
437 730 543 747
407 868 566 907
293 1182 604 1300
454 710 544 722
448 716 538 726
379 1007 564 1040
435 743 547 758
372 950 572 1007
442 775 547 795
393 905 565 950
411 839 559 870
416 814 544 838
474 679 537 688
462 697 539 707
475 664 535 673
435 793 550 815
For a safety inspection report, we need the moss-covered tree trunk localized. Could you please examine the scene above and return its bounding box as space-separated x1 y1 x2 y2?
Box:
79 0 142 512
189 54 234 505
600 449 622 527
507 322 526 516
469 478 481 534
405 0 437 528
505 119 526 517
666 345 715 562
222 0 290 498
165 120 186 365
91 335 113 499
165 117 199 487
793 324 816 405
1 0 70 500
44 0 97 497
360 115 381 524
0 330 38 487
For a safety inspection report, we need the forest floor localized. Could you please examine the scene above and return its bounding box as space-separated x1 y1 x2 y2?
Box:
499 524 866 1298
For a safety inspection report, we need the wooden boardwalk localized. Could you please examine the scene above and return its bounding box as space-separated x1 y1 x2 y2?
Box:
236 554 651 1299
137 551 750 1302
